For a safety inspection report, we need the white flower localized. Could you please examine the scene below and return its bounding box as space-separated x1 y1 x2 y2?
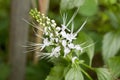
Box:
50 46 61 57
51 24 56 28
44 26 47 31
51 20 55 23
75 45 83 52
61 24 66 30
56 27 61 31
62 40 67 47
64 47 70 57
40 38 51 50
48 27 51 30
45 32 48 35
72 57 77 63
55 38 58 43
50 33 53 37
60 30 67 38
66 33 76 42
55 31 59 36
46 21 50 24
46 17 50 21
61 24 70 31
68 43 74 49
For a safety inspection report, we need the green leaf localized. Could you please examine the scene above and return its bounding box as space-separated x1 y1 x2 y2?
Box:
0 63 10 80
60 0 84 10
65 67 84 80
102 32 120 63
95 68 113 80
107 56 120 78
74 32 94 66
45 65 65 80
109 0 117 4
79 0 98 16
106 11 119 28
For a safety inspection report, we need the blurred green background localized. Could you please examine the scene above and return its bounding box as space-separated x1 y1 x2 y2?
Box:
0 0 120 80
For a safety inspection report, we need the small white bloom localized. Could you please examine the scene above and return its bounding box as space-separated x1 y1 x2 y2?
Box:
50 46 61 57
46 17 50 21
56 27 61 31
40 22 42 25
53 23 57 26
48 27 51 30
40 38 51 50
55 38 58 43
72 56 77 63
45 32 48 35
68 43 74 49
60 30 67 38
66 33 76 42
61 24 66 31
51 20 55 23
50 33 53 37
41 13 45 16
39 19 42 21
51 24 56 28
75 45 82 52
62 40 67 47
61 24 70 32
46 21 50 24
55 31 59 36
44 27 47 32
42 23 45 26
64 47 70 57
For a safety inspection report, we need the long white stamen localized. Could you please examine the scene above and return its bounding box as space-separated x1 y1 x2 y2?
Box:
22 18 43 32
24 46 41 53
62 13 67 25
32 28 44 39
71 22 74 33
75 19 87 35
82 43 95 50
66 8 79 27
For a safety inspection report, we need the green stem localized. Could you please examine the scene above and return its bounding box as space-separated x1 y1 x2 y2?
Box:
80 63 94 71
80 68 93 80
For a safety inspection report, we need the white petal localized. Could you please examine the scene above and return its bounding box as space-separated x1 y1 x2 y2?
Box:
56 27 61 31
60 30 67 38
54 46 61 52
72 57 77 63
68 43 74 49
75 45 82 51
62 40 66 47
50 46 61 57
51 20 55 23
64 47 70 56
55 38 58 42
50 33 53 37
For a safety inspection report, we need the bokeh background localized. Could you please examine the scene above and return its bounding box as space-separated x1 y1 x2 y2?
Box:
0 0 120 80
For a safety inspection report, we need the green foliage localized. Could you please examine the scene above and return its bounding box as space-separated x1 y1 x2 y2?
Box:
102 31 120 62
0 0 9 60
65 67 84 80
26 60 52 80
60 0 98 16
109 0 117 4
107 56 120 78
106 11 120 29
79 0 98 16
60 0 84 10
45 65 65 80
74 32 94 66
0 63 10 80
95 68 113 80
